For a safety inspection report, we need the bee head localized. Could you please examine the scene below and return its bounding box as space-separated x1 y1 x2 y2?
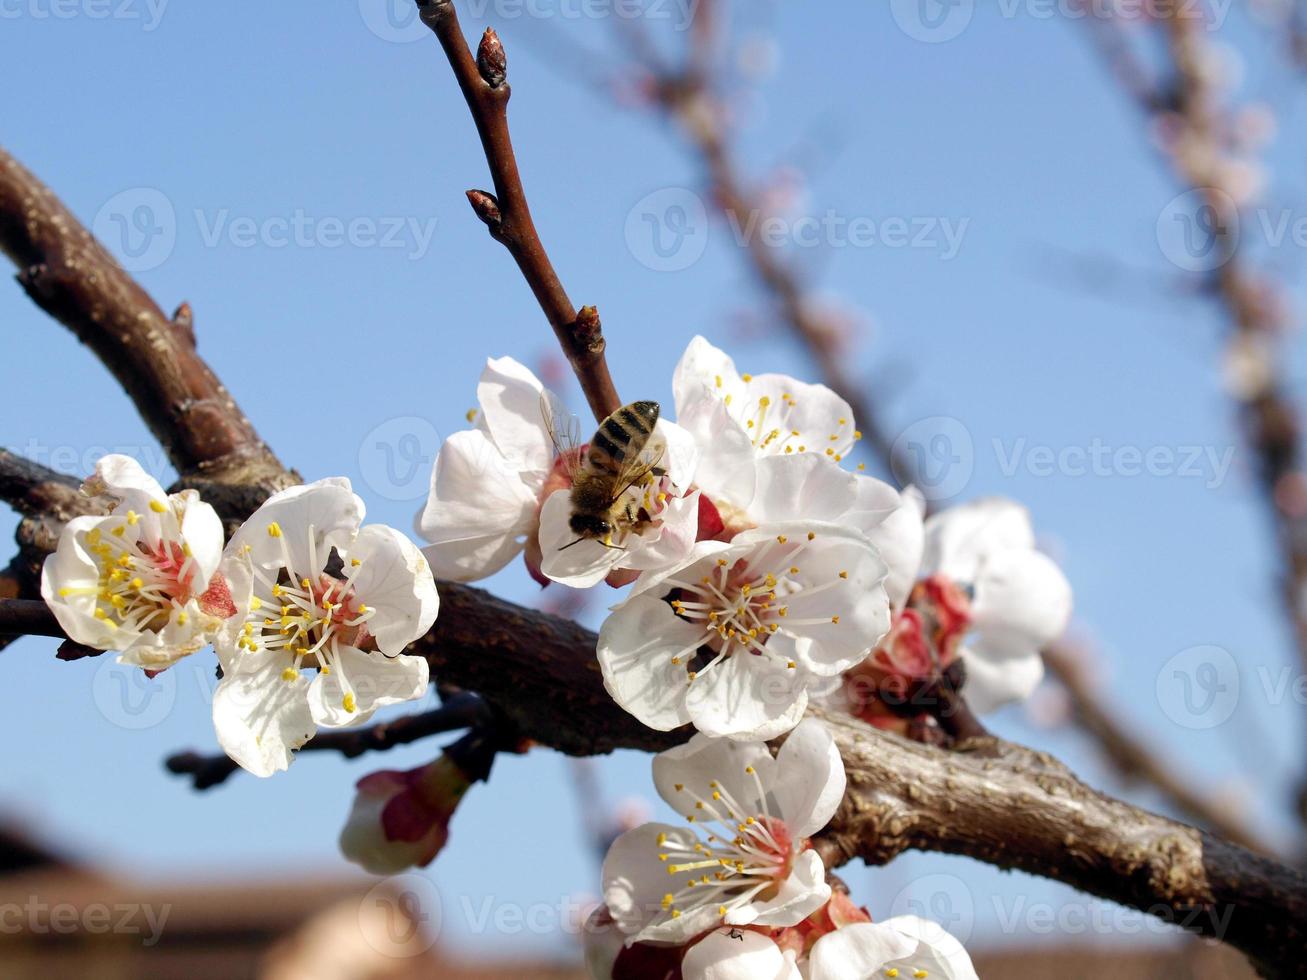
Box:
569 513 613 538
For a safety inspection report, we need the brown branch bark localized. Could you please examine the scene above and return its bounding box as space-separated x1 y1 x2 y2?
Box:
0 146 296 518
415 0 621 422
1044 642 1271 854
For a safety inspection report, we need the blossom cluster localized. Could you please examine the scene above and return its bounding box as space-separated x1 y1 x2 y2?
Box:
420 336 1072 742
585 720 977 979
42 457 439 777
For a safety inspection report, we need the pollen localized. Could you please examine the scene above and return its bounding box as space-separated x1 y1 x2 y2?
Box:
343 692 358 713
148 500 167 513
839 570 849 579
266 522 282 538
807 531 815 540
776 534 787 544
741 373 752 382
465 407 478 423
831 615 840 624
126 510 140 525
281 667 298 682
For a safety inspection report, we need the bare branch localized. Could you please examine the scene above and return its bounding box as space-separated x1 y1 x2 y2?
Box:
415 1 622 421
0 146 296 515
0 598 62 638
1045 642 1272 855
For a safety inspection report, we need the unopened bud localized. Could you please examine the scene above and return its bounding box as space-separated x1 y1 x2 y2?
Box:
466 188 502 229
478 28 507 88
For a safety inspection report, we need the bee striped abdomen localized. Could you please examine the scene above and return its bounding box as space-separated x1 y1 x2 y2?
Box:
587 401 659 474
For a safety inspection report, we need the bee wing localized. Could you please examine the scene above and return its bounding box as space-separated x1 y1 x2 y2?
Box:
609 439 666 504
539 392 580 481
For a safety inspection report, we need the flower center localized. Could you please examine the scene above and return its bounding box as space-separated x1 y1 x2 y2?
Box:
234 522 378 710
60 515 199 632
663 532 848 682
655 766 795 925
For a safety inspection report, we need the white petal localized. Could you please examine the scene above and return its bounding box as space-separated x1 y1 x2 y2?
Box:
346 524 440 655
418 428 539 582
655 419 701 493
683 929 789 980
672 335 741 419
87 453 167 507
685 653 809 741
878 915 979 980
622 491 701 573
807 922 919 980
864 487 925 610
960 644 1045 715
308 645 429 728
749 372 857 457
920 497 1034 583
749 454 857 525
227 478 363 578
477 356 560 476
736 849 830 928
772 717 846 838
538 489 621 588
971 548 1072 651
652 732 773 820
602 823 716 944
677 396 758 510
597 596 697 731
178 492 225 588
212 651 315 777
40 516 123 650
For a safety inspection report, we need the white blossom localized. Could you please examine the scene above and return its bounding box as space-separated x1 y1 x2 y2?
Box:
40 454 227 669
213 478 438 777
598 523 890 740
602 721 844 945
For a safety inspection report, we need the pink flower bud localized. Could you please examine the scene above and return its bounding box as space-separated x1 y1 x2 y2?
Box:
339 756 471 875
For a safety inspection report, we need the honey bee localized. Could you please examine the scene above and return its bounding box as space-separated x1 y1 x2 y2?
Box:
543 398 665 548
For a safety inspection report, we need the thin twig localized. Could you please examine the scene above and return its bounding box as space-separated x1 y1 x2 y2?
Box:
165 693 491 790
415 1 621 422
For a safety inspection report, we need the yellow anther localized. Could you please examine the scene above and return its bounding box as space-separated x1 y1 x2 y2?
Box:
831 615 840 624
776 534 788 544
716 558 728 567
759 396 770 407
839 570 849 579
858 463 866 471
176 612 188 625
272 584 282 597
787 660 797 669
838 417 848 425
250 596 262 610
300 578 311 589
854 430 863 440
148 500 167 513
130 577 144 589
357 604 370 614
351 558 361 567
807 531 816 541
914 972 928 979
778 607 788 617
661 894 674 909
111 526 126 537
826 448 834 456
670 657 681 665
126 510 140 525
741 373 752 382
281 667 298 682
798 444 806 451
789 566 799 574
885 971 899 979
670 910 681 919
267 522 282 538
343 692 358 713
465 407 478 423
714 374 722 388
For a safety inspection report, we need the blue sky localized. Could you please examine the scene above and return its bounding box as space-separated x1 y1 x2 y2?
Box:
2 0 1305 962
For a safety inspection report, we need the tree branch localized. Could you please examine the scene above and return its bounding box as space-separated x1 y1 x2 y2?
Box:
0 146 296 516
1044 641 1271 854
164 693 492 790
415 1 621 422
